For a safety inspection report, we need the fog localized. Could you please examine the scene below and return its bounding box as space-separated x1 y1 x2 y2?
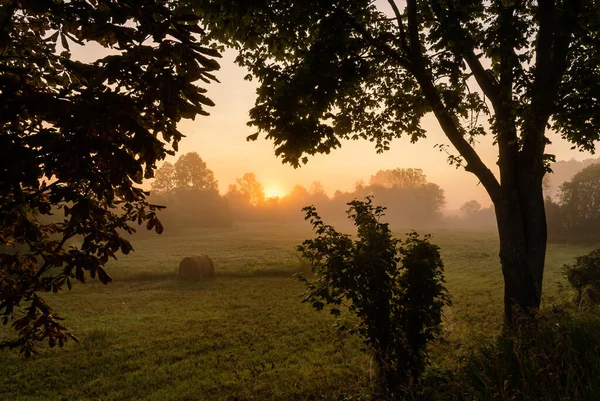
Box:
145 153 600 235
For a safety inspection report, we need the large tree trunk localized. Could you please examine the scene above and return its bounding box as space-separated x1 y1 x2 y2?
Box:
494 176 547 326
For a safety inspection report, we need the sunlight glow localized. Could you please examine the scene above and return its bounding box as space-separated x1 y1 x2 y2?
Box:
265 188 282 198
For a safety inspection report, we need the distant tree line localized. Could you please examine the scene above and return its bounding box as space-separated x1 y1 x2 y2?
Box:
148 154 447 231
449 160 600 244
445 199 497 230
149 153 600 244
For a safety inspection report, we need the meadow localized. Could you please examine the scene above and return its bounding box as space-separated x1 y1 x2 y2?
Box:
0 223 592 400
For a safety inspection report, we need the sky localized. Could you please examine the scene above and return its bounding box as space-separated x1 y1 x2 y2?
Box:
72 20 597 211
166 50 595 210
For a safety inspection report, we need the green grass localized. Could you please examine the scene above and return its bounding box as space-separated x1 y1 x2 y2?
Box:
0 223 594 400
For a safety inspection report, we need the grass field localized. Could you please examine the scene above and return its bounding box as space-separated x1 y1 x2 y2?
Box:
0 223 593 400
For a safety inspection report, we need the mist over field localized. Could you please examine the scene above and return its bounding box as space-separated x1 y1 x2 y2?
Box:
142 152 600 237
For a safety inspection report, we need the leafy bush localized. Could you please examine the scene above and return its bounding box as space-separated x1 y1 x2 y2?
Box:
297 197 451 397
563 249 600 307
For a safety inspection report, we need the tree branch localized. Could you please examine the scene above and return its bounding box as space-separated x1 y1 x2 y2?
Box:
428 0 503 113
406 0 502 201
386 0 410 52
522 0 582 163
495 1 520 189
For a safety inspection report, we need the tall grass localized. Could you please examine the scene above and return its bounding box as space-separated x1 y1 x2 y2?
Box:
418 306 600 401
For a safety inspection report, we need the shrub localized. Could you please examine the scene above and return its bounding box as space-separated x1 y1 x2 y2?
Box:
297 197 451 397
563 248 600 307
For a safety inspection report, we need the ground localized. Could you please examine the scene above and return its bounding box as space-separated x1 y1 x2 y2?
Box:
0 223 591 400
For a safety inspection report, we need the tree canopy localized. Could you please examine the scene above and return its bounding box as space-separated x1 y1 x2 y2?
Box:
226 172 266 207
150 162 176 194
151 152 218 194
460 200 483 217
197 0 600 170
173 152 218 192
0 1 220 354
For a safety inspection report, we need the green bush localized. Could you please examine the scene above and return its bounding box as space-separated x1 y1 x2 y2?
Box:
563 248 600 307
297 197 451 398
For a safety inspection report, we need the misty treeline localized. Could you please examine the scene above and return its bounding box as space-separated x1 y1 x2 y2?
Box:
147 152 600 241
452 157 600 243
148 152 446 230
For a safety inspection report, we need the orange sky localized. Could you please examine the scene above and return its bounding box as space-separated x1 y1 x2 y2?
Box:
166 50 594 210
72 34 596 211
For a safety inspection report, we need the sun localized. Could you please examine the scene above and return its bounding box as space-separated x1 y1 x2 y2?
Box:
265 188 281 198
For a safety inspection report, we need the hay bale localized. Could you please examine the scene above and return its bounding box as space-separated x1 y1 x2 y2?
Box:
177 255 215 280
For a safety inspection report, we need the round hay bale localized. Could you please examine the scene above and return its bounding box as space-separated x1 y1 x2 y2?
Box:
197 254 215 277
177 255 215 280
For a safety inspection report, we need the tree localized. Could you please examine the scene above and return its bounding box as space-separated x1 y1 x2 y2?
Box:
369 168 428 189
563 248 600 307
309 181 327 196
332 168 445 226
559 163 600 239
197 0 600 324
309 181 329 204
1 1 220 354
298 198 450 395
151 162 176 194
226 172 265 207
369 168 446 216
547 157 600 197
286 184 311 203
173 152 218 192
460 200 483 218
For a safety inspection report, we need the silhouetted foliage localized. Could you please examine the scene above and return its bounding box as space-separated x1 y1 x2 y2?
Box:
545 196 565 242
297 198 450 396
431 308 600 400
0 1 220 354
559 164 600 241
564 249 600 307
196 0 600 325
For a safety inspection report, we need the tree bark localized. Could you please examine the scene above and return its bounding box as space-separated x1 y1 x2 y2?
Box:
494 173 547 326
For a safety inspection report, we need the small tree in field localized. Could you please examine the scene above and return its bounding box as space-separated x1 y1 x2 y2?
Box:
297 198 451 396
